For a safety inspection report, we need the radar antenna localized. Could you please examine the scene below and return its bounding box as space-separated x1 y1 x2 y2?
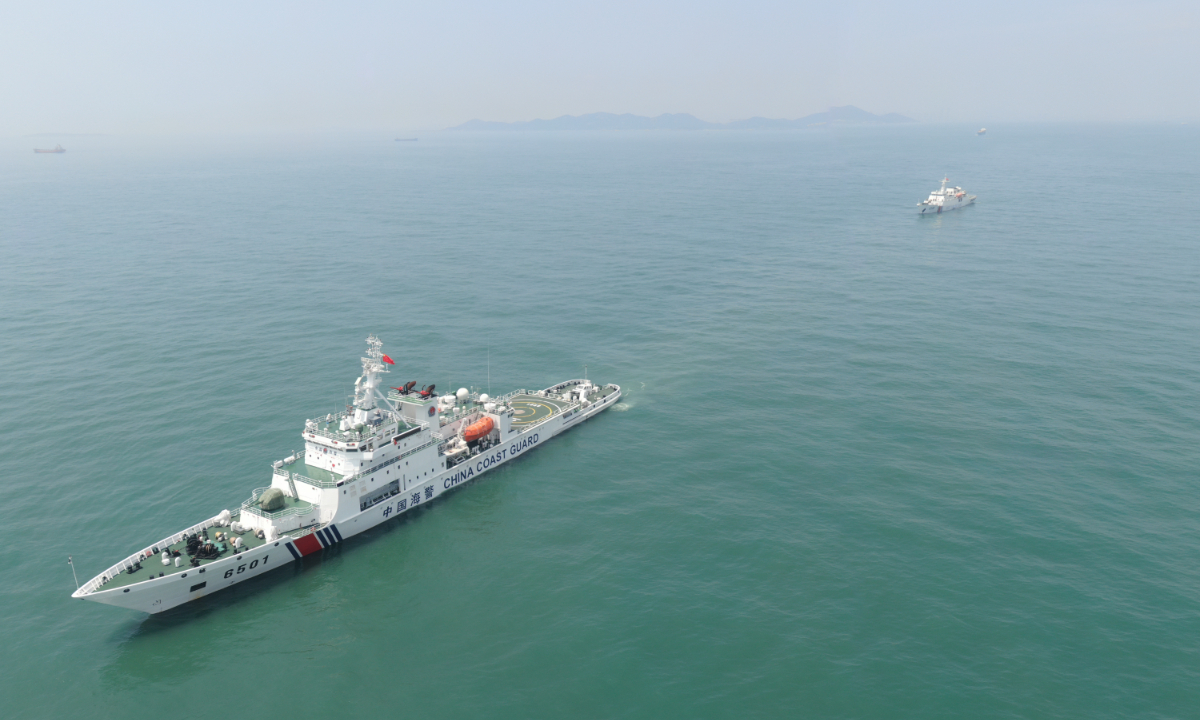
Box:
353 335 392 421
362 334 390 377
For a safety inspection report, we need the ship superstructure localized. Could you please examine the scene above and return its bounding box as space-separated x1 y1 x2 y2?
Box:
918 177 977 214
72 336 620 614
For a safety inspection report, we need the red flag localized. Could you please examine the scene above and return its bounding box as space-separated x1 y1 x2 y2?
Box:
381 354 395 365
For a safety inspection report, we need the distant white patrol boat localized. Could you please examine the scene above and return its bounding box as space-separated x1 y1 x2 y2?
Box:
918 177 976 215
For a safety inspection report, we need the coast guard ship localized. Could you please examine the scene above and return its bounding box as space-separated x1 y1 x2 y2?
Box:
72 336 620 614
918 177 977 214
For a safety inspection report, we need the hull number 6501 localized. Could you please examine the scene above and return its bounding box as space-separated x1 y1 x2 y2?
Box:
224 555 268 578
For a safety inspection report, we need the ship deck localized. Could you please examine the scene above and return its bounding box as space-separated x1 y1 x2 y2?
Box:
508 385 618 427
284 460 342 486
98 513 302 591
509 394 571 427
95 383 620 594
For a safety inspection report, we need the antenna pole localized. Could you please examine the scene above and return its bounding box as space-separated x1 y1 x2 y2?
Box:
488 346 491 395
68 556 79 590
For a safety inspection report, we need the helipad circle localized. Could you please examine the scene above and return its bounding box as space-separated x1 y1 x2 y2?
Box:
508 396 560 426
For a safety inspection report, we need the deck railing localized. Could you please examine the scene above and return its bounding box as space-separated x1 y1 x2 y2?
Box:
291 472 339 489
490 389 527 403
76 513 231 595
304 409 409 444
240 488 318 521
343 436 442 483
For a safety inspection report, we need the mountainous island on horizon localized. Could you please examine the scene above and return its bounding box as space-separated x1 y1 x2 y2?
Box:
450 106 914 131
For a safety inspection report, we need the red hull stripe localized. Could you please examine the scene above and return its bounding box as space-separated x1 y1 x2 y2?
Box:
293 533 322 557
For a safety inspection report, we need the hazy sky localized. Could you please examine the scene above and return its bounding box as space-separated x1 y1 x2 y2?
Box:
2 0 1197 134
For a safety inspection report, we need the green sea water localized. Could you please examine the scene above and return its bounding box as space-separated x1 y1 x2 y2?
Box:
2 125 1199 719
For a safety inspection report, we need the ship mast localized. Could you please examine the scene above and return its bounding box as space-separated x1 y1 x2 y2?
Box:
352 335 390 424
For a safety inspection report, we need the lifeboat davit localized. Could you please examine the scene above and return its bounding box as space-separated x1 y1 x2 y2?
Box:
462 416 494 443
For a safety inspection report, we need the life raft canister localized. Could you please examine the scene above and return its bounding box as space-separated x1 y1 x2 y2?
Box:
462 416 495 443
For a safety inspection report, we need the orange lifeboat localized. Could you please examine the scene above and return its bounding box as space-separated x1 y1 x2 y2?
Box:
462 416 494 443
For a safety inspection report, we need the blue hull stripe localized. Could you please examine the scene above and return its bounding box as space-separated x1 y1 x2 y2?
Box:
329 524 343 542
285 542 302 560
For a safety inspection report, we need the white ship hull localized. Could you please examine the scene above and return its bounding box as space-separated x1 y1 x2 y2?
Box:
74 365 621 614
918 195 975 214
80 540 285 613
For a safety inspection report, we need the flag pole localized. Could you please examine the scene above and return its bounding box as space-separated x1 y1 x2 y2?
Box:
68 556 79 590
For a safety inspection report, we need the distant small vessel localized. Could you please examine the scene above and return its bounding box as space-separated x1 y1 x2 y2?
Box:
394 138 418 142
34 144 65 154
977 128 987 135
918 177 976 215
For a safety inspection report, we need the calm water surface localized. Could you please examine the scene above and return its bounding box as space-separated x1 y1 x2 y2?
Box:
2 126 1198 719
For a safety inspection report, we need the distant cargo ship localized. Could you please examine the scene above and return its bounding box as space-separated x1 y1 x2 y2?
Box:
34 144 65 154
